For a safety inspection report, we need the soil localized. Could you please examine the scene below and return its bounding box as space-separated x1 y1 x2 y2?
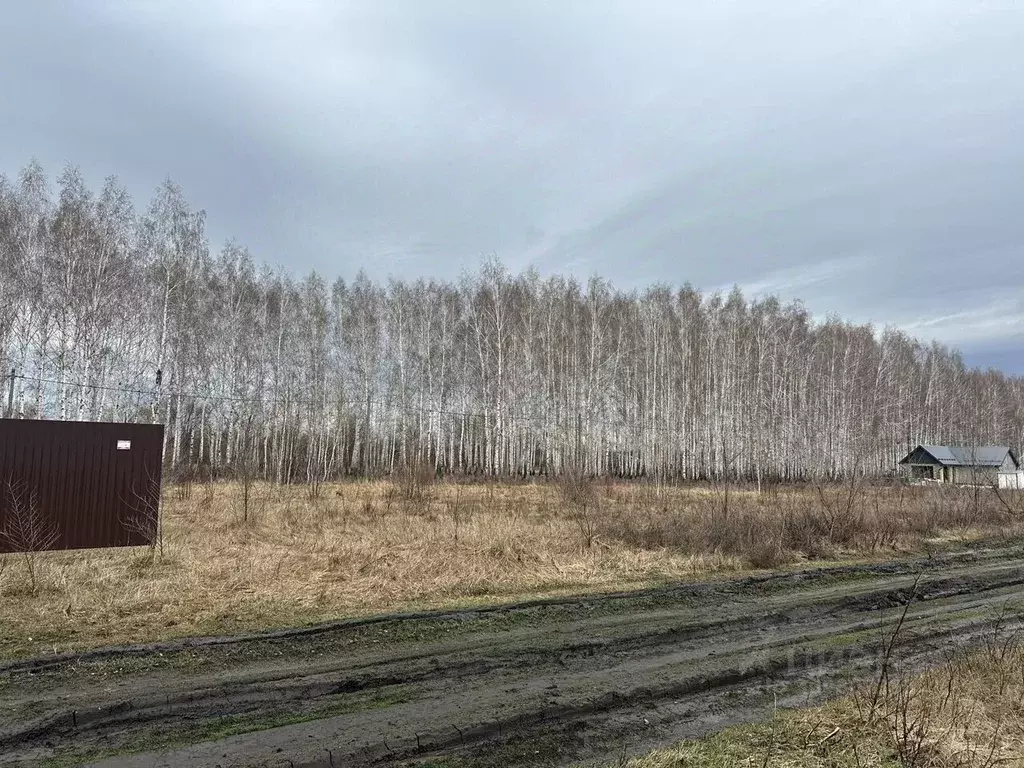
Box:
3 543 1024 767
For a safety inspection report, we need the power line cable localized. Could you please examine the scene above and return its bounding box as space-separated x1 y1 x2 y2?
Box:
9 372 692 435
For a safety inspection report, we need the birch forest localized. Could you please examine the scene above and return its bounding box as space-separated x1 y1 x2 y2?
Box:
2 161 1022 482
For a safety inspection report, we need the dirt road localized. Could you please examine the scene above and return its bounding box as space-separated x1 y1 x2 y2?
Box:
3 543 1024 767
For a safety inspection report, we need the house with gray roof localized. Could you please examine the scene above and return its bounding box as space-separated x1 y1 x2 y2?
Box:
899 444 1020 486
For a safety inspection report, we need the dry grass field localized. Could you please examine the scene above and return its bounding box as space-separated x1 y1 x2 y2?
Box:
0 474 1020 660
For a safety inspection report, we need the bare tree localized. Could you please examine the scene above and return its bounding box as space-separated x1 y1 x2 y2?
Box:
234 454 264 525
7 158 1024 485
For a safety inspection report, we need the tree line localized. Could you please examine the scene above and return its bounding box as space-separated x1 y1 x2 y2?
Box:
2 160 1021 482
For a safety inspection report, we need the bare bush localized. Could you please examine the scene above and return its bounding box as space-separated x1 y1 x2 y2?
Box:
306 472 325 502
595 479 1014 570
447 485 467 544
169 464 194 502
557 471 598 550
390 459 436 504
870 625 1017 768
992 485 1024 520
817 467 868 545
843 582 1021 768
198 465 215 511
119 465 165 561
745 537 787 569
599 501 693 551
1 479 60 593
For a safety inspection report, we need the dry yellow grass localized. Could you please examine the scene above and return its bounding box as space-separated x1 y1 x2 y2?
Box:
624 628 1024 767
0 478 1016 659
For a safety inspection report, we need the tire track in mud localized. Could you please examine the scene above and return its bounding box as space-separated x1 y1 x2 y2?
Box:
3 546 1024 767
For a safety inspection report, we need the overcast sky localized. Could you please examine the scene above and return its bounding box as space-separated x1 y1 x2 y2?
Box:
3 1 1023 371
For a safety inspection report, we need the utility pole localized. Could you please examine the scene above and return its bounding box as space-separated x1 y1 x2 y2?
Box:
5 368 14 418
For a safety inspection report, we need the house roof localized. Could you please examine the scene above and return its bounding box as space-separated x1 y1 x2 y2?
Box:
901 445 1018 468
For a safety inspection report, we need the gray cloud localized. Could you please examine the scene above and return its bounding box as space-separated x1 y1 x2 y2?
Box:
2 1 1023 367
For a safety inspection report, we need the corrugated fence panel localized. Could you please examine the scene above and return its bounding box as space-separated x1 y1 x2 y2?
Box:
0 419 164 553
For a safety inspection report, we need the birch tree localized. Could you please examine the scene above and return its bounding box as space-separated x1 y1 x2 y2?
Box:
4 159 1024 483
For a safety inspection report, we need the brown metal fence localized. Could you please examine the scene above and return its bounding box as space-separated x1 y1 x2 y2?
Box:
0 419 164 553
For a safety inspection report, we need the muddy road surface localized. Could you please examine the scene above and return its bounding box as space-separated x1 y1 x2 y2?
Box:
3 544 1024 767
